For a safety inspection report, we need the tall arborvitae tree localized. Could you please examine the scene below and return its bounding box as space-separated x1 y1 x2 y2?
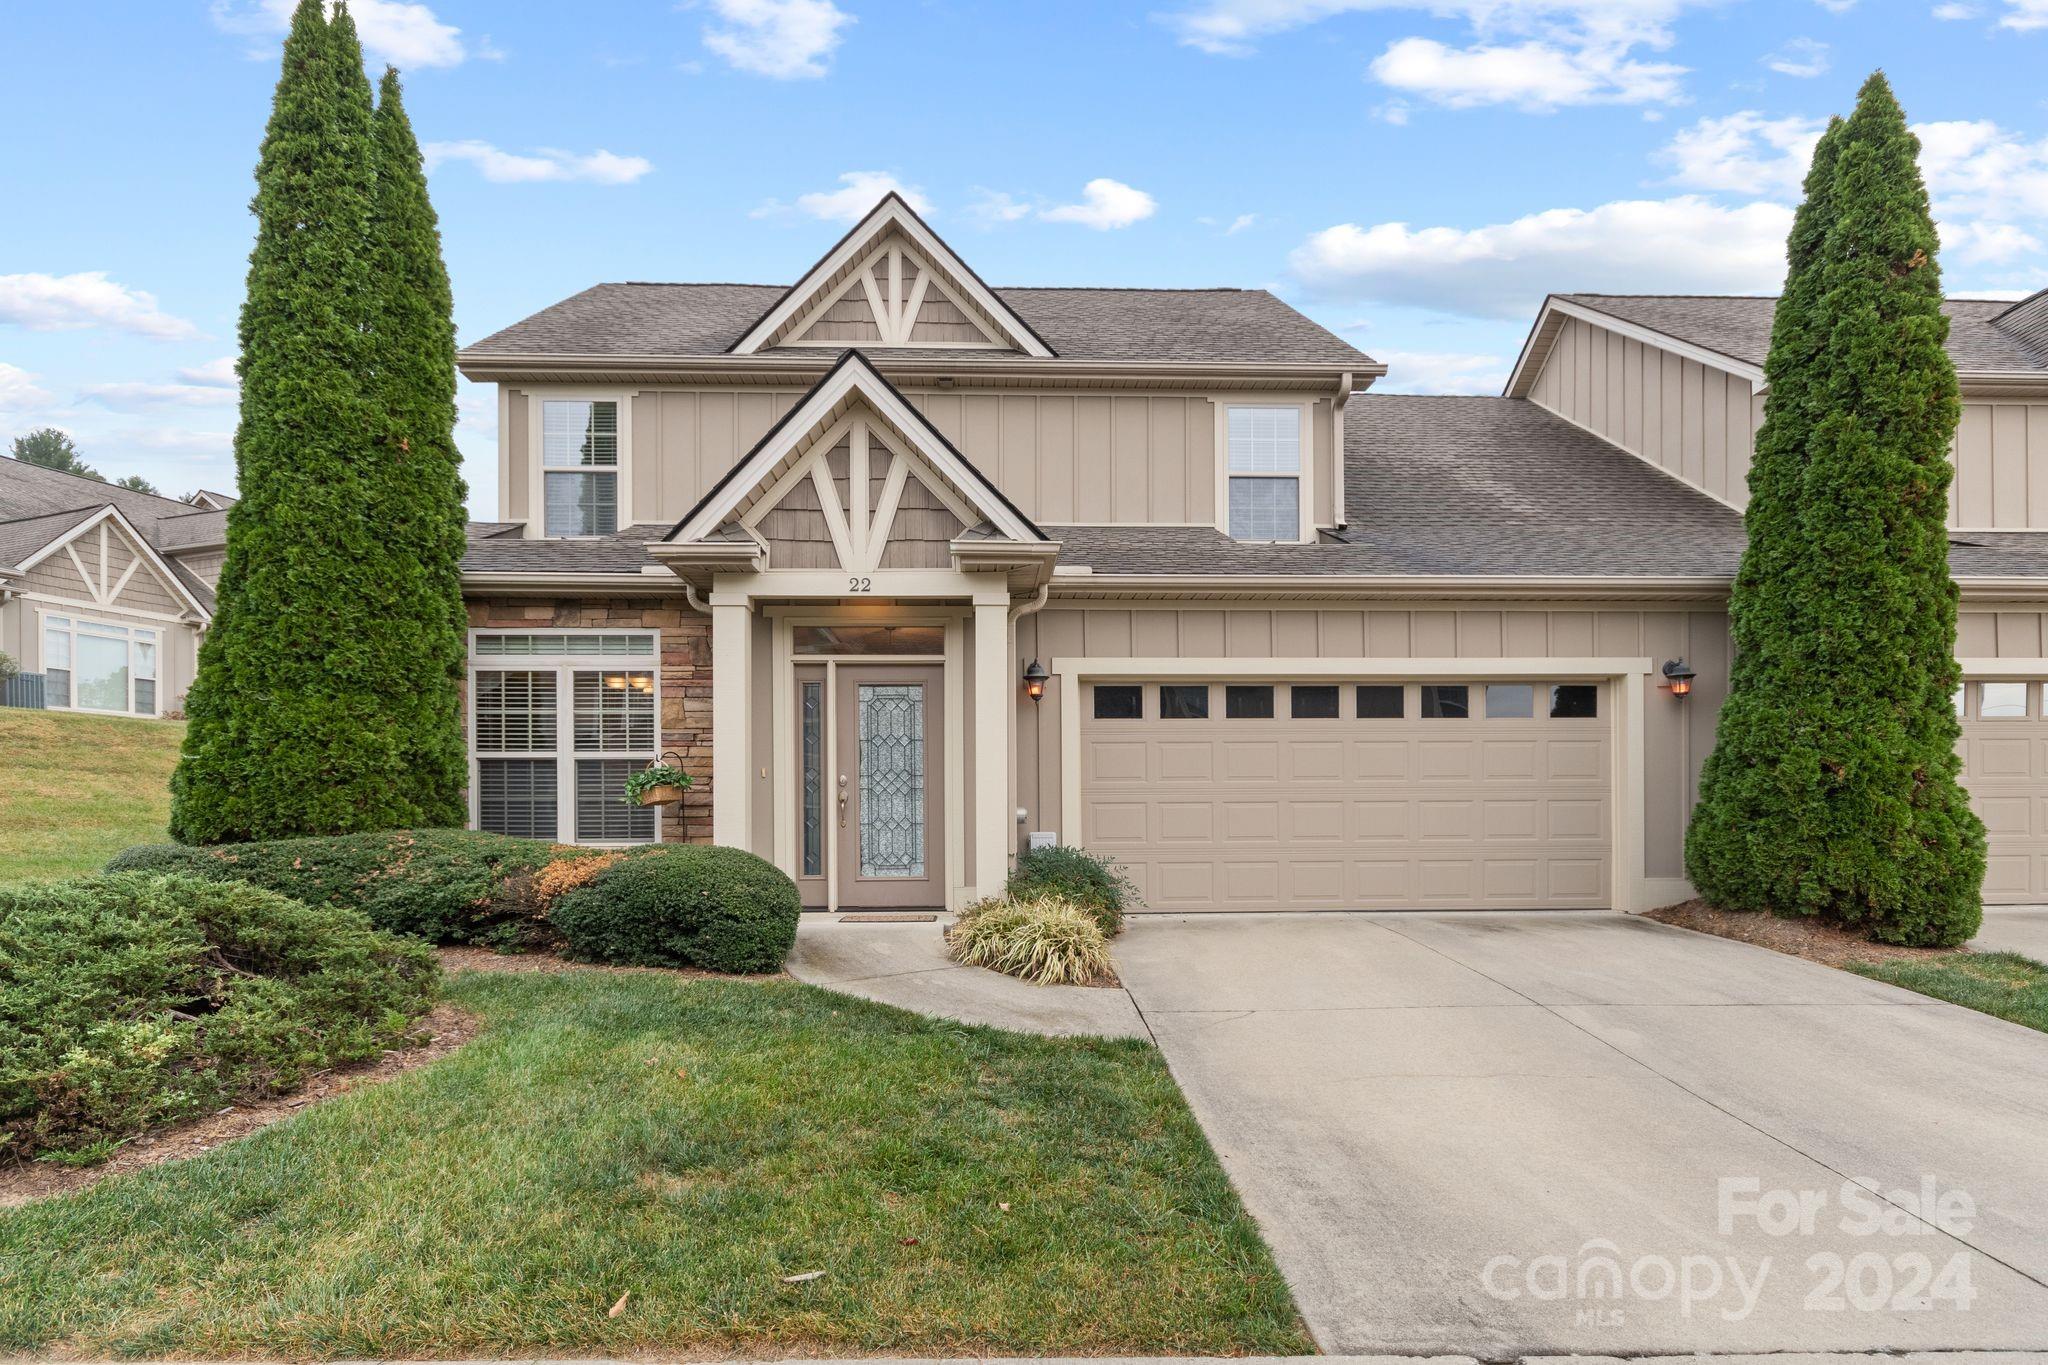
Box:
1686 118 1845 908
364 65 469 827
1689 73 1982 946
174 2 464 842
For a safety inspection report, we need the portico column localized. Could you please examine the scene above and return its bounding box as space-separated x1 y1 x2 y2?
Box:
973 596 1012 899
711 595 751 848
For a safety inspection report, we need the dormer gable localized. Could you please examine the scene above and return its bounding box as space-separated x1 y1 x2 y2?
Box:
728 193 1055 358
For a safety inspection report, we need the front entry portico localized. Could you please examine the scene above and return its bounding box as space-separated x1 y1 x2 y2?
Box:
650 350 1059 910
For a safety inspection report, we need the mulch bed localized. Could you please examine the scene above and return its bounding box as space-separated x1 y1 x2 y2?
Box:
437 944 786 980
1647 898 1967 969
0 1002 479 1210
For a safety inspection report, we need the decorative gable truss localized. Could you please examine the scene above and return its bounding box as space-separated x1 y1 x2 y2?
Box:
12 506 211 622
658 350 1056 587
729 193 1055 357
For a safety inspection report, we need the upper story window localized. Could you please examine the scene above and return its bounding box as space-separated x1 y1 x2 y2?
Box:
1226 405 1301 542
543 399 619 537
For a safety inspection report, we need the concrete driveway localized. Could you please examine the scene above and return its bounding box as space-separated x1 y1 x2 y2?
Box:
1114 912 2048 1359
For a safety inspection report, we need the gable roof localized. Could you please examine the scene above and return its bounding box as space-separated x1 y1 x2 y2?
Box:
1507 292 2048 396
6 502 215 619
667 348 1046 547
0 505 106 571
0 456 223 608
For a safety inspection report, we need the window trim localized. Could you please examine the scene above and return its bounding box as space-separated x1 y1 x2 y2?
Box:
524 390 633 541
467 629 664 846
1214 397 1315 544
37 609 161 718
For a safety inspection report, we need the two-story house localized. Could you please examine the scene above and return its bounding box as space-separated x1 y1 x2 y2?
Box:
456 194 2048 915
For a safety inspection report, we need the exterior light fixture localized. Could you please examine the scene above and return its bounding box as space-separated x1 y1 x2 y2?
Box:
1661 658 1697 698
1022 659 1049 701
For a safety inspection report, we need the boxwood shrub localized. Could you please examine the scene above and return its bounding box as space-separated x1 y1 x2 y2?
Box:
0 872 437 1162
1005 844 1138 936
107 829 582 947
551 845 800 973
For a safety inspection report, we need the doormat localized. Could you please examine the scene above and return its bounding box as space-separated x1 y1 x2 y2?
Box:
839 913 939 923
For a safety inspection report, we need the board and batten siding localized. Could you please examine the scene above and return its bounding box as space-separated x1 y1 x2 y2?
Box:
1013 603 1731 888
1951 403 2048 531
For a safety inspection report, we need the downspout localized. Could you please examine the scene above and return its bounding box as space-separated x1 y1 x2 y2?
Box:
1007 580 1052 852
1333 371 1353 531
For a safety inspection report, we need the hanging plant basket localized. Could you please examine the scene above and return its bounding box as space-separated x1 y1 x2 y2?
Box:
623 755 693 809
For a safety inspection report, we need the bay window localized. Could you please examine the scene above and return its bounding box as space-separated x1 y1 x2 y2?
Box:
470 631 659 844
42 615 159 716
1225 404 1303 542
542 399 619 537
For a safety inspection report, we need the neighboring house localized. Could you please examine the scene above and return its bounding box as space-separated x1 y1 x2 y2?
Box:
454 194 2048 914
0 458 222 718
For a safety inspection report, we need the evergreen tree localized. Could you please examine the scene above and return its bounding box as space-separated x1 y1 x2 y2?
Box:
364 65 470 827
1686 118 1844 908
1687 74 1981 946
174 1 458 842
11 427 99 480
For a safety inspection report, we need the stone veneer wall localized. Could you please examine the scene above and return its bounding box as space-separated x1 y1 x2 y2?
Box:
465 596 714 844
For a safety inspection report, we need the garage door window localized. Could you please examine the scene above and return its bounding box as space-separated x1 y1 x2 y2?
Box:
1291 684 1339 718
1092 685 1143 720
1225 685 1274 718
1485 684 1535 718
1420 684 1469 718
1980 682 2028 718
1550 684 1598 719
1160 684 1209 719
1357 684 1404 718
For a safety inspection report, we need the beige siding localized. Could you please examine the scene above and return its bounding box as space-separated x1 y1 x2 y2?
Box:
16 551 95 602
877 475 965 568
503 388 528 523
1015 603 1731 885
757 476 839 569
1950 402 2048 530
1531 315 1758 508
170 549 225 589
629 388 809 525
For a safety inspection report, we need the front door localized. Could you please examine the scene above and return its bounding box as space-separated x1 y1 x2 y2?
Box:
794 663 945 909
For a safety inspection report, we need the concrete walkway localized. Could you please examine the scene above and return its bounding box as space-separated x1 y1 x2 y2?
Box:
1972 906 2048 959
784 914 1149 1039
1114 911 2048 1360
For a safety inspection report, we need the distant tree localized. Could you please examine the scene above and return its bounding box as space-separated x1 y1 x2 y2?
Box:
11 428 101 481
114 474 160 495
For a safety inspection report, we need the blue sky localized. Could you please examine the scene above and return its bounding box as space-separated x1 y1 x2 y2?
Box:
4 0 2046 515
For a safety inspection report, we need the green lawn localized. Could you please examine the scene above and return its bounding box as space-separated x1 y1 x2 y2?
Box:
0 967 1309 1359
1851 950 2048 1033
0 708 183 883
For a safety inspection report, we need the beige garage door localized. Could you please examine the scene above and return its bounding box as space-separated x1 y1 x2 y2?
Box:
1080 679 1611 912
1959 678 2048 904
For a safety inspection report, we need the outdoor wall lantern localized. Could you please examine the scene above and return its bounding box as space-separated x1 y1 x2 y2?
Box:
1022 659 1049 701
1661 658 1697 698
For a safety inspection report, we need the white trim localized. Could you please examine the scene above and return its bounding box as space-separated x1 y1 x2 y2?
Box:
464 628 665 848
731 196 1054 358
15 504 211 622
712 603 752 846
1213 397 1316 543
1505 296 1768 399
35 606 165 718
527 392 634 541
973 599 1012 900
1958 657 2048 677
672 352 1040 546
1053 655 1656 914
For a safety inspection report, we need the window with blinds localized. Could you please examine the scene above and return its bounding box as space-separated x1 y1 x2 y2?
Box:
542 399 620 537
1226 405 1303 542
477 758 557 839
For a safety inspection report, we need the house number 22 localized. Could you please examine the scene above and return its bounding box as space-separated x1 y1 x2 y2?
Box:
848 576 873 593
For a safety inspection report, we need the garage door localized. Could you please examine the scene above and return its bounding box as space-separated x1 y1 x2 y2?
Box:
1959 678 2048 903
1080 678 1611 912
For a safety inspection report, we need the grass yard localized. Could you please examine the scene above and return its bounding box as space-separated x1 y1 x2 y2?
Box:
0 966 1310 1360
1850 951 2048 1033
0 708 183 883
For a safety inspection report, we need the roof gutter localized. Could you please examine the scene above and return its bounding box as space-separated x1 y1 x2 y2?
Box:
1049 571 1736 603
457 351 1385 389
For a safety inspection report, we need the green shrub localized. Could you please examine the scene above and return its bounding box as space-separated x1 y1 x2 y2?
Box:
107 829 582 947
950 896 1114 986
1005 844 1138 936
551 845 799 973
0 872 436 1162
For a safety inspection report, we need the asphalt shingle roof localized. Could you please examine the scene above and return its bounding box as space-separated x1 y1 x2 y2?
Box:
0 457 220 609
1560 293 2048 374
463 284 1373 367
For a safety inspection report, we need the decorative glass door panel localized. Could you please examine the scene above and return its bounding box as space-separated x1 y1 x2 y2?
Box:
857 684 925 877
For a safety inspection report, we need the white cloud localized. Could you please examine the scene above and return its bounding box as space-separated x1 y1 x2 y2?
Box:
1915 119 2048 228
1039 179 1158 230
0 271 196 340
178 357 240 389
1999 0 2048 28
1373 350 1514 394
760 171 929 223
1941 220 2044 264
1659 110 1825 198
81 381 239 411
967 188 1033 226
699 0 853 79
1290 196 1794 319
423 141 654 185
210 0 466 68
1226 213 1259 234
1932 2 1976 15
0 363 53 409
1812 0 1856 11
1370 35 1684 109
1762 36 1830 77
